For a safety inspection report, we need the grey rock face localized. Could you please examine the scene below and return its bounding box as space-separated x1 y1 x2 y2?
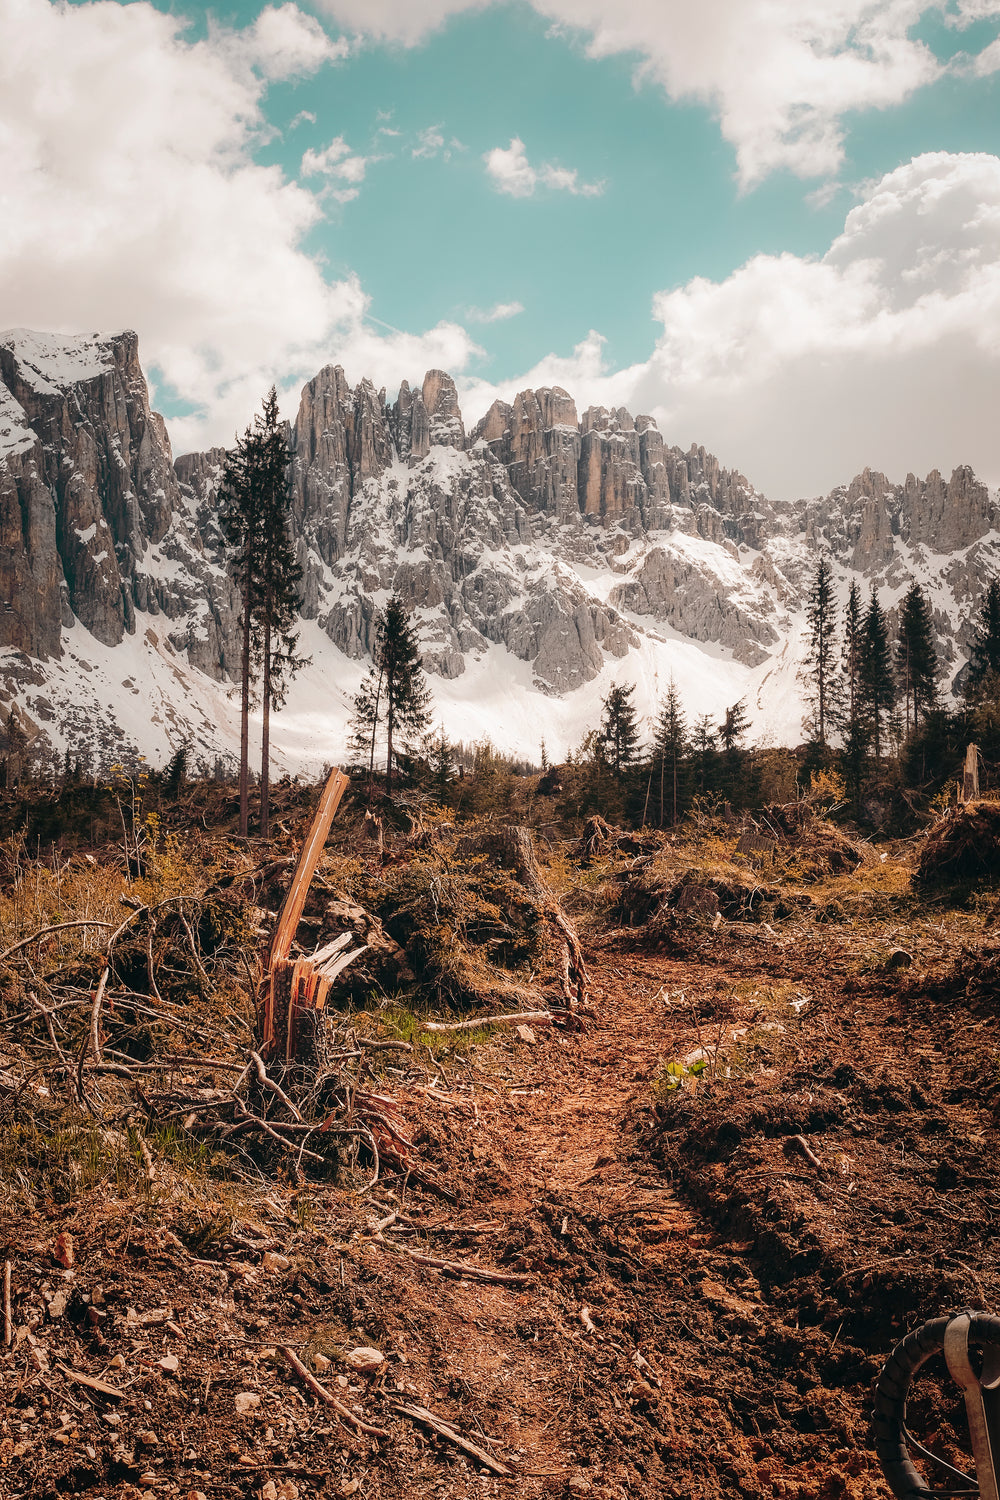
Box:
4 332 1000 765
0 329 189 653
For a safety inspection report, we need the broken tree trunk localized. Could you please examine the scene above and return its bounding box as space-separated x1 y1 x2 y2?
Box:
962 744 981 803
257 768 365 1066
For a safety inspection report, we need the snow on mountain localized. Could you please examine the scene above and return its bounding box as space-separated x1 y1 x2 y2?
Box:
0 327 996 774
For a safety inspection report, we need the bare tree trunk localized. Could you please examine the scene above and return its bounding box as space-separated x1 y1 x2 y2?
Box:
367 665 383 802
239 582 252 838
260 623 271 840
385 696 394 797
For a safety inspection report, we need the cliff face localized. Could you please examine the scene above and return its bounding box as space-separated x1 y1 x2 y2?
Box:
0 329 240 679
1 326 999 766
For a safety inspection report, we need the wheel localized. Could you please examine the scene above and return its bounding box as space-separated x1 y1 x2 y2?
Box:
874 1311 1000 1498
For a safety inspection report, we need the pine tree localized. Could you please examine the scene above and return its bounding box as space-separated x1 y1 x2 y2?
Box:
839 581 869 798
649 680 687 826
350 595 432 795
842 581 864 734
719 698 754 806
599 683 640 778
859 588 896 761
965 579 1000 704
255 390 304 839
430 726 455 806
896 581 938 735
691 713 717 796
218 387 302 837
804 555 840 750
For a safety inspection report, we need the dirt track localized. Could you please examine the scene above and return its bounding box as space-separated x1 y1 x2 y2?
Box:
3 921 999 1499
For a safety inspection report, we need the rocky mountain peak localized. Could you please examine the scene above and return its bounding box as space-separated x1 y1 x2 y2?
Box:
2 328 999 771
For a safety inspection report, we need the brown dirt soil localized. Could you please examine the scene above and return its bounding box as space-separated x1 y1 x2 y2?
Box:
3 915 998 1500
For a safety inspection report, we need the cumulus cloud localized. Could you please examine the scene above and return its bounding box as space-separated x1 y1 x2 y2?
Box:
300 136 371 201
484 137 603 197
466 300 525 323
235 3 349 79
317 0 1000 184
0 0 479 453
460 154 1000 500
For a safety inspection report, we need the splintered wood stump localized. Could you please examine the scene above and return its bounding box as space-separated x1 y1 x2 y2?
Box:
257 768 362 1066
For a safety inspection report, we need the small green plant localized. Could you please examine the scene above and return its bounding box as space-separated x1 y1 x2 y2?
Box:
655 1056 709 1096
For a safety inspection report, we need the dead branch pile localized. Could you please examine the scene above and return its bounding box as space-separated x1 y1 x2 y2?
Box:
577 816 661 863
614 857 807 932
749 802 864 880
916 799 1000 887
0 895 449 1199
455 824 589 1009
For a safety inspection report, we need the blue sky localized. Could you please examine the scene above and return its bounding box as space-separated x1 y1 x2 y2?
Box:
5 0 1000 496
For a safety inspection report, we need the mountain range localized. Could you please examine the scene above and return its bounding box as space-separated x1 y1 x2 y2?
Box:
1 326 997 773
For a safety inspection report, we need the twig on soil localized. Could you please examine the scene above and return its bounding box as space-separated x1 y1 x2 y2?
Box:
786 1134 824 1172
379 1238 532 1285
56 1363 124 1401
280 1346 388 1437
421 1011 553 1034
3 1260 11 1347
392 1401 513 1477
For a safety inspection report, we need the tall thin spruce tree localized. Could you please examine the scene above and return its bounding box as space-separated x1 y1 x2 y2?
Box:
219 409 264 837
649 679 687 826
804 555 840 750
860 587 896 761
965 579 1000 704
895 581 938 736
599 683 640 779
218 388 302 838
840 580 868 798
350 595 432 795
256 390 303 839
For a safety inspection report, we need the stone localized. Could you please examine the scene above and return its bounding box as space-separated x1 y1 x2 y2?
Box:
342 1345 384 1377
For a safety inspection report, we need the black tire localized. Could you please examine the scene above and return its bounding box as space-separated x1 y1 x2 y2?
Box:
873 1311 1000 1498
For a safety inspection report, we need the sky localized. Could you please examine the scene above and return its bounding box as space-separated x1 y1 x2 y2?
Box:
2 0 1000 500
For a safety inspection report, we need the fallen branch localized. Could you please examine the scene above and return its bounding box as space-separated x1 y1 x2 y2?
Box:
0 919 113 965
421 1011 553 1035
382 1240 532 1285
280 1346 387 1437
249 1049 305 1123
392 1401 513 1477
56 1363 124 1401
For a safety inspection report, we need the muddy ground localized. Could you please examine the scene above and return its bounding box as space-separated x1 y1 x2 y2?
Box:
2 872 999 1499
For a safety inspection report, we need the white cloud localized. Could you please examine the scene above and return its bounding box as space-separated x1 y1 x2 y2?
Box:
460 154 1000 501
0 0 480 454
484 137 603 197
236 3 349 79
317 0 1000 184
300 135 372 201
413 124 445 158
466 300 525 323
